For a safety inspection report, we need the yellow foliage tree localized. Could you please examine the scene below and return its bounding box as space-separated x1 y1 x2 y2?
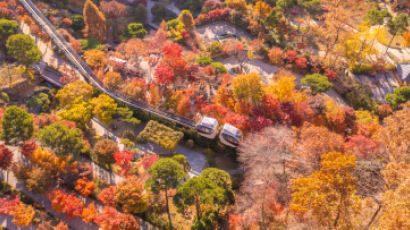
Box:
91 94 118 124
10 203 35 227
55 80 93 108
83 0 107 43
58 98 93 128
84 49 107 69
232 72 265 105
267 73 305 103
178 10 195 32
214 85 235 110
226 0 248 13
254 1 271 19
291 152 361 229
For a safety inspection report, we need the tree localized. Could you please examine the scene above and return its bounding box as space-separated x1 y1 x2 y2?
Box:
49 189 84 221
71 14 85 31
82 202 97 223
83 0 107 43
254 1 271 20
291 152 360 229
98 186 117 206
6 34 41 66
124 23 147 38
84 49 107 69
236 126 297 228
154 64 174 86
100 0 127 19
266 72 300 103
223 112 250 132
0 144 13 170
301 74 333 94
174 175 226 220
385 86 410 109
58 98 93 128
113 150 133 176
20 139 37 159
91 94 117 124
146 158 187 229
344 135 379 159
10 203 35 227
26 92 50 112
75 178 96 197
94 206 139 230
201 168 233 196
115 176 148 214
386 13 408 53
226 0 247 13
232 72 265 105
93 138 119 165
176 94 191 116
38 123 87 156
178 10 195 32
55 80 94 108
377 101 409 162
1 106 33 144
0 19 18 40
103 71 122 89
296 123 344 169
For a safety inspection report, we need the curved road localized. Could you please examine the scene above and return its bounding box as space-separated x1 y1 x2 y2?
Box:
18 0 195 130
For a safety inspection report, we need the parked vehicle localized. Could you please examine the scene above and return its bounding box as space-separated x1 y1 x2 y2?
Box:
196 116 219 139
219 123 242 148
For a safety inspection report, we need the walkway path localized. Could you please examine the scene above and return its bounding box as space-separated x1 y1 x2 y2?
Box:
92 119 207 177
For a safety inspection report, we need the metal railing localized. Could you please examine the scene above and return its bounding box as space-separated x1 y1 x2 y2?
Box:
19 0 196 129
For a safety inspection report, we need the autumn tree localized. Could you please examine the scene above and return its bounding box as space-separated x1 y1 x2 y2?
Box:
49 189 84 221
98 186 117 206
82 202 97 223
93 138 119 165
100 0 127 19
226 0 247 13
0 144 13 171
235 126 298 228
115 176 148 214
124 23 147 38
20 139 37 159
178 10 195 32
38 123 88 156
91 93 117 124
291 152 361 229
84 49 107 69
10 203 35 227
146 158 187 229
94 206 139 230
113 150 133 176
75 178 96 197
154 64 174 86
232 72 265 105
176 94 191 116
103 71 122 89
295 123 344 169
55 80 93 108
1 106 33 144
58 98 93 128
83 0 107 43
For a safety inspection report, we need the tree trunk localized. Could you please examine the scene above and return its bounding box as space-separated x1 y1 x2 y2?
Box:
195 196 201 220
165 189 173 229
385 30 397 55
366 197 382 230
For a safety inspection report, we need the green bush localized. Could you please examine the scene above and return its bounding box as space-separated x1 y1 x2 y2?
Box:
137 120 184 151
124 23 147 38
385 86 410 109
209 41 222 56
211 62 227 74
351 63 373 75
71 14 84 31
186 139 195 148
79 38 105 51
301 73 333 94
26 92 50 112
197 56 213 66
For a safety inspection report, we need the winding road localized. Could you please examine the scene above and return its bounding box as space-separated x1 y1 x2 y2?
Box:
18 0 195 130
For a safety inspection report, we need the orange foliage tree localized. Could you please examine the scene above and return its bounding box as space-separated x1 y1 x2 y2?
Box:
83 0 106 43
75 178 96 197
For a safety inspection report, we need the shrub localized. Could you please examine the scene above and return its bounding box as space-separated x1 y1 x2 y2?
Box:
79 38 105 51
186 139 195 148
351 63 373 75
209 41 222 56
137 120 184 151
197 56 213 66
211 62 227 74
26 92 50 112
93 138 119 165
301 74 333 94
385 86 410 109
124 23 147 38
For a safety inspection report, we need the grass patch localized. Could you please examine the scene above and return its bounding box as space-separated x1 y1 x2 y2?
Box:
137 120 183 152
